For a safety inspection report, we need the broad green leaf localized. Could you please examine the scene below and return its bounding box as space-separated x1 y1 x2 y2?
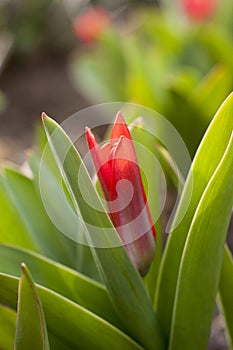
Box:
3 168 76 268
129 123 164 301
28 150 100 282
15 264 50 350
0 175 39 251
0 243 121 328
169 132 233 350
218 246 233 349
42 115 164 350
155 92 233 341
0 273 144 350
0 304 16 349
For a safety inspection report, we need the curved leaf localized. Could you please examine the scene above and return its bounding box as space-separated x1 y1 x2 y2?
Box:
155 92 233 341
0 175 39 251
0 273 144 350
168 132 233 349
0 243 121 328
28 151 100 282
0 304 16 350
15 264 50 350
3 168 76 268
218 246 233 350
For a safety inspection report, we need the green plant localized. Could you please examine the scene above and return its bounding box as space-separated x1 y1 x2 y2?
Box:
0 93 232 349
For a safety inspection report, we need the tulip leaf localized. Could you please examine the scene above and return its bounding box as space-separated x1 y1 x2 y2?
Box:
168 131 233 350
155 92 233 341
129 124 164 301
15 264 50 350
0 304 16 350
218 246 233 350
0 273 144 350
0 174 39 251
28 151 100 282
3 167 76 268
42 114 164 350
0 243 121 328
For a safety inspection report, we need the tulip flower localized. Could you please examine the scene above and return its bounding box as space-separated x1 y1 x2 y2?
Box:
86 112 156 276
73 7 110 43
181 0 218 21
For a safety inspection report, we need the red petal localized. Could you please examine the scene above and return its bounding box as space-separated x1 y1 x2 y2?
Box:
85 127 113 199
109 136 156 275
110 112 131 141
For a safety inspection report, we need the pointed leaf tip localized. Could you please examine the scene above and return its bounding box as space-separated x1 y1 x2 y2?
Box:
41 112 48 119
20 262 26 271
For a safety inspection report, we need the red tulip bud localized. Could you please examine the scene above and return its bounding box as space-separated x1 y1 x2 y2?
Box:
86 112 156 276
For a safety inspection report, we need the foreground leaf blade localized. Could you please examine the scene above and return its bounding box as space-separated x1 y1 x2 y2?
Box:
0 243 120 328
0 304 16 350
169 133 233 350
3 168 76 268
15 264 50 350
155 93 233 341
0 273 144 350
0 175 39 251
42 114 164 350
218 246 233 350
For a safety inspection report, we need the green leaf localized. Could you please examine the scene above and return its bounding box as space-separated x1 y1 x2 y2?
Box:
155 92 233 341
168 131 233 350
0 243 121 328
0 304 16 350
218 246 233 350
3 167 76 268
28 150 100 282
42 114 164 350
0 273 144 350
128 122 164 301
0 174 39 251
15 264 50 350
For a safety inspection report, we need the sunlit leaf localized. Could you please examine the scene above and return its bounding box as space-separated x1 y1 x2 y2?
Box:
218 246 233 350
0 273 144 350
169 132 233 350
0 243 120 328
155 93 233 342
0 304 16 350
15 264 50 350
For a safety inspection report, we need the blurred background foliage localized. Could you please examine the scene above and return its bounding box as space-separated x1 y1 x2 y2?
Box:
70 0 233 156
0 0 232 158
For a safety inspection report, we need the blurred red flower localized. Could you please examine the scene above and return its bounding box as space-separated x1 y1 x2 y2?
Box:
73 7 110 43
181 0 218 21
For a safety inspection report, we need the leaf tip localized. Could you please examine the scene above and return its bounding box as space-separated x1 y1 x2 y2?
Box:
41 112 48 119
20 262 26 271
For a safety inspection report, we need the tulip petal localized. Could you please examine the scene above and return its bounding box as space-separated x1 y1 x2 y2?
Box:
85 127 112 199
110 136 155 275
86 114 156 275
110 112 131 141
